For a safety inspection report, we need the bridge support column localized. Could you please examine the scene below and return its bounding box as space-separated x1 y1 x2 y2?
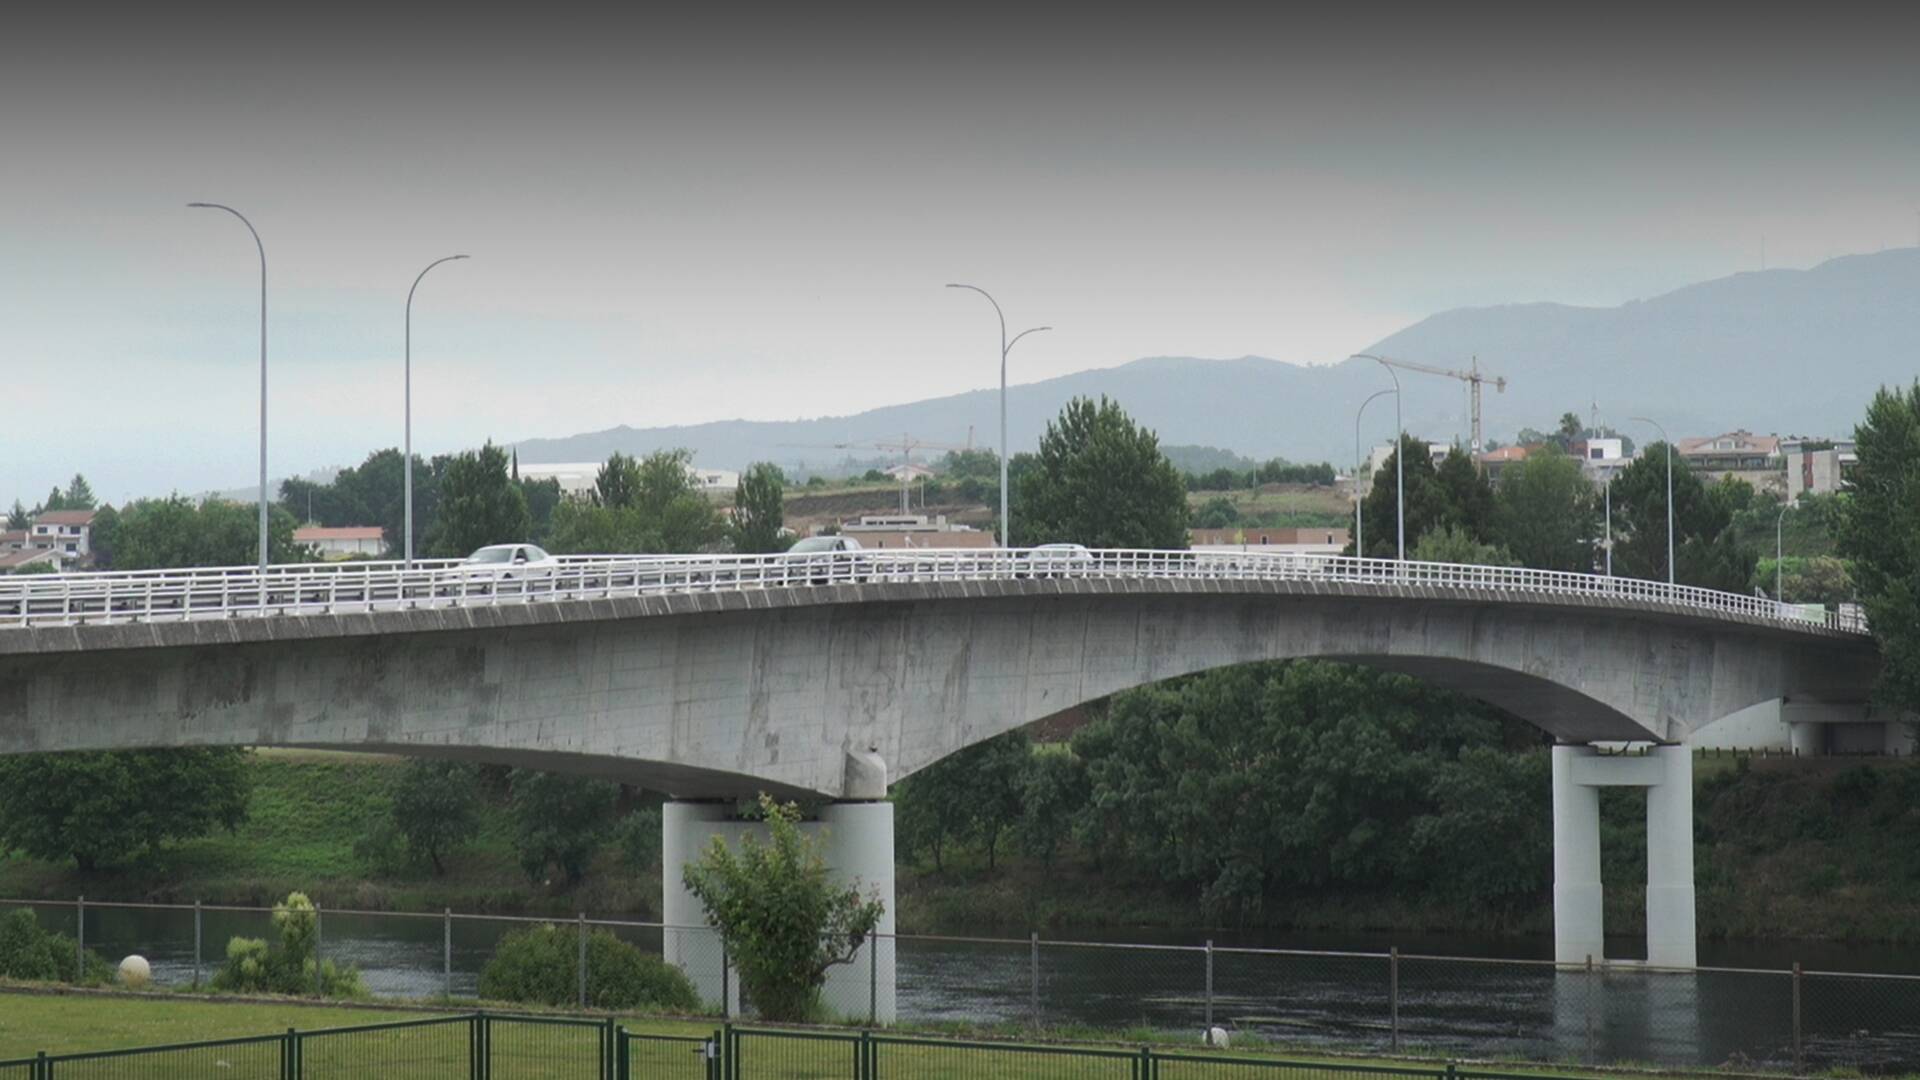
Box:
661 797 897 1022
1552 744 1697 969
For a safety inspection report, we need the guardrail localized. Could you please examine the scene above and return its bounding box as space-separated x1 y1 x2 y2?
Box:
0 549 1870 634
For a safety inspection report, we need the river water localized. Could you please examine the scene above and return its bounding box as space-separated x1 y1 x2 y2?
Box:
14 902 1920 1074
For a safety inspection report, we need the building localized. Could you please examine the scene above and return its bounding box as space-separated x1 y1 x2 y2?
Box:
1473 445 1534 483
1781 438 1856 497
0 548 59 573
836 514 994 549
518 460 738 497
883 463 935 483
0 530 32 554
294 526 387 560
1190 527 1350 555
1675 431 1780 473
29 509 97 567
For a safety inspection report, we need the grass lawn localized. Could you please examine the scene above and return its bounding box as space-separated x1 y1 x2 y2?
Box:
0 990 1650 1080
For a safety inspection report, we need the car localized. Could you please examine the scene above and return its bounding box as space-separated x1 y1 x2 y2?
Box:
1020 542 1094 578
783 535 866 584
457 544 560 585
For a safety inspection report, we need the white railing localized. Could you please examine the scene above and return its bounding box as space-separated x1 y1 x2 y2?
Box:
0 549 1871 635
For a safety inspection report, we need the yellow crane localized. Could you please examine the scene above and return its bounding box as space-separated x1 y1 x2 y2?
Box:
1368 354 1508 454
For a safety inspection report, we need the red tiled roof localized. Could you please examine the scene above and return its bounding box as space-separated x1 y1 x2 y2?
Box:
33 510 97 526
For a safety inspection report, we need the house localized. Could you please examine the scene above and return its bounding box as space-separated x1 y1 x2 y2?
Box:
0 530 32 554
29 509 97 567
1190 527 1350 555
836 514 994 549
1474 445 1534 484
294 526 386 560
0 548 59 573
1781 437 1856 497
1675 431 1780 472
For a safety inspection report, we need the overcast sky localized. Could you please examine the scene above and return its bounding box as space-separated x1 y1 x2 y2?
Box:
4 10 1919 503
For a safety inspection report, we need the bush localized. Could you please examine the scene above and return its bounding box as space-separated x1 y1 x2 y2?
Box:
0 908 108 983
616 807 663 872
478 924 700 1011
211 892 364 998
510 771 620 886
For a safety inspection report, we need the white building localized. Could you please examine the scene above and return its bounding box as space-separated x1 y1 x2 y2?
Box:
294 526 386 560
30 510 97 567
1781 438 1856 497
518 460 738 497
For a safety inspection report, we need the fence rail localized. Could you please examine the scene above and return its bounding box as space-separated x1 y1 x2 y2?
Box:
6 897 1920 1073
0 548 1868 634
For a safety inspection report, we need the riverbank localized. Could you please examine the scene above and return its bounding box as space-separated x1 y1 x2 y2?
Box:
2 751 1916 944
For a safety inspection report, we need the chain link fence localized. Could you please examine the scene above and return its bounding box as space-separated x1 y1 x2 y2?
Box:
7 897 1920 1073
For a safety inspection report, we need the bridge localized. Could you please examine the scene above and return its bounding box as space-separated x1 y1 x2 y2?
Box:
0 549 1886 994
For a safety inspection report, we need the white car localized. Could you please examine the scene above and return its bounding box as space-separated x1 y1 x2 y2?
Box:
458 543 559 583
783 535 866 584
1021 542 1094 578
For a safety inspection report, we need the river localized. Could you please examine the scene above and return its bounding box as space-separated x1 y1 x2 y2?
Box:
13 902 1920 1074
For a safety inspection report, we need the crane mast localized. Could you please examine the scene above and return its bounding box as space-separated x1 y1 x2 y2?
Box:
1370 355 1509 453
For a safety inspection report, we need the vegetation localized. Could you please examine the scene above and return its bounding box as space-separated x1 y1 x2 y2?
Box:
1608 443 1758 591
1012 396 1190 548
425 442 531 558
102 496 308 570
0 748 251 872
0 908 108 983
1837 381 1920 717
546 449 722 555
388 761 483 874
730 462 790 553
683 795 886 1021
509 770 621 887
211 891 364 998
477 923 700 1011
1354 436 1497 559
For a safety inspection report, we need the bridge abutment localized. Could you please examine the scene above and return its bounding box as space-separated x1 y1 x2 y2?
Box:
661 798 897 1022
1552 744 1697 969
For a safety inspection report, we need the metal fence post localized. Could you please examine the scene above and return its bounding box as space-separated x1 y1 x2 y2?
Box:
287 1027 299 1080
313 904 324 998
75 894 84 978
577 913 588 1009
1792 962 1803 1073
1584 954 1596 1065
444 908 453 999
1389 946 1400 1052
1204 940 1215 1030
720 939 731 1020
194 900 204 990
868 936 878 1026
1029 932 1041 1029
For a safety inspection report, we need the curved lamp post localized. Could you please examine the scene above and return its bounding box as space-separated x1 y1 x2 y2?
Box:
1350 356 1406 561
1775 499 1795 605
946 284 1050 547
1354 389 1397 558
1629 417 1675 585
405 255 469 567
188 202 269 574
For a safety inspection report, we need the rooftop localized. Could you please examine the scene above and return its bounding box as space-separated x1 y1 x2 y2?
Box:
33 510 98 527
294 526 385 542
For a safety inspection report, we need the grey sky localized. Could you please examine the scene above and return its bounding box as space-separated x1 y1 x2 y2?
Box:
4 10 1918 502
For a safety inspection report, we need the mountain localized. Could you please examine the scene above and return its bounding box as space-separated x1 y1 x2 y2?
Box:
512 249 1920 472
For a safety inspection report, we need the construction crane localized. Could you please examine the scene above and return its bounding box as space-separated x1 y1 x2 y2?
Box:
781 432 975 513
1366 354 1508 454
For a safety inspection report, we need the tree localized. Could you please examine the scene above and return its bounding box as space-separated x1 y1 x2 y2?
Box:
1493 446 1597 571
1556 412 1585 449
1013 396 1189 548
109 497 308 570
1193 496 1239 530
426 443 530 558
5 501 27 530
87 504 119 568
594 452 642 509
1837 382 1920 714
519 476 564 544
731 463 789 553
42 487 66 513
683 795 886 1021
0 749 251 871
508 770 619 886
212 892 363 997
1609 444 1758 591
1412 524 1517 566
1355 437 1495 557
62 474 95 511
1015 749 1088 870
1757 555 1855 605
942 448 1000 481
390 760 482 874
549 449 721 556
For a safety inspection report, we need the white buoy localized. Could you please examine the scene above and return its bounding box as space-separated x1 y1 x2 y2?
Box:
118 954 152 989
1204 1026 1230 1048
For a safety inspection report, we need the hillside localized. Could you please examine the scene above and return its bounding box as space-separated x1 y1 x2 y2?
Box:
509 249 1920 471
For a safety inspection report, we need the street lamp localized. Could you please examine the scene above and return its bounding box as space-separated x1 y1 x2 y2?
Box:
1350 356 1406 561
405 255 469 568
1628 417 1675 585
946 284 1050 547
1354 389 1397 558
188 202 269 574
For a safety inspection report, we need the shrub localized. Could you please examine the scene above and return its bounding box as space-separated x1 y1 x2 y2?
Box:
616 807 663 872
479 924 700 1011
0 908 109 983
211 892 365 998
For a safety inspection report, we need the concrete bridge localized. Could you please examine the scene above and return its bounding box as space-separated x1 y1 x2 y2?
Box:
0 550 1886 991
